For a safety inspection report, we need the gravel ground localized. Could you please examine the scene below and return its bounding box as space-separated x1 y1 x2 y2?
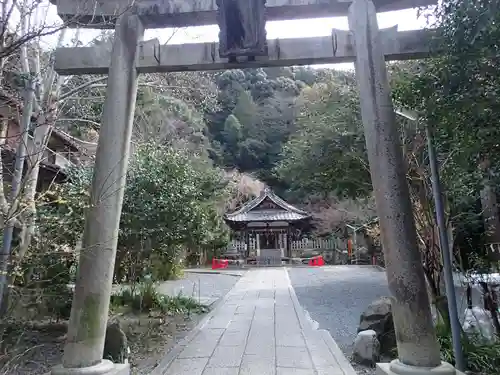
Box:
288 266 390 356
288 265 482 375
156 271 242 306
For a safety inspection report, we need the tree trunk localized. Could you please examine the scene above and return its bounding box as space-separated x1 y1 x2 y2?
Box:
479 158 500 251
0 119 9 218
17 115 55 259
15 27 67 261
480 178 500 244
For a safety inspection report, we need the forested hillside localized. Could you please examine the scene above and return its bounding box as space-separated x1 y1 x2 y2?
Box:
205 67 310 183
62 65 328 191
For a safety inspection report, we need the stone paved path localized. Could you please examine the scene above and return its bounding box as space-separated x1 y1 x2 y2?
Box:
154 268 357 375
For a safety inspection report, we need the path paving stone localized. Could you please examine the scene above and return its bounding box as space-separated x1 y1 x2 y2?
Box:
276 346 313 368
208 345 245 367
277 369 316 375
159 268 357 375
202 368 240 375
240 355 276 375
219 329 249 346
166 357 208 375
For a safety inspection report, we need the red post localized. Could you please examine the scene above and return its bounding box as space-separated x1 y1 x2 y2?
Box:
318 256 325 266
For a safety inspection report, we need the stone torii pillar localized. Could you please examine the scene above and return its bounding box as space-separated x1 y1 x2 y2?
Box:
347 1 457 375
51 12 144 375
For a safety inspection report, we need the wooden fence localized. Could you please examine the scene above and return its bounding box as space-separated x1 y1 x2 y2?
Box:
224 236 388 267
290 238 339 251
228 237 342 252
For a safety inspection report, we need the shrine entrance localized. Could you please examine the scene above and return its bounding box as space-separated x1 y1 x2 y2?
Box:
48 1 454 375
224 188 311 266
259 231 279 250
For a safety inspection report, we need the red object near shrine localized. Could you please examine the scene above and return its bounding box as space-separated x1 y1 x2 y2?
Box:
308 256 325 267
347 238 353 257
212 258 229 270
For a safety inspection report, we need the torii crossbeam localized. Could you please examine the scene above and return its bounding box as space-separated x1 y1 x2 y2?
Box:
54 28 434 75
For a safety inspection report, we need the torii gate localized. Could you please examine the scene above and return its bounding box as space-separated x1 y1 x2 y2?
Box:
48 1 459 375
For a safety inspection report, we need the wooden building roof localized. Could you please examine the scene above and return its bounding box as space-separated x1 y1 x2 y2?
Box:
224 188 311 223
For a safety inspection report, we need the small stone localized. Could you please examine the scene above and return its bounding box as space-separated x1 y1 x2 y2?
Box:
103 320 129 364
353 329 380 366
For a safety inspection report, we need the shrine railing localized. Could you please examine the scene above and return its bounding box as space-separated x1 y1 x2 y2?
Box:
228 238 340 253
290 238 339 251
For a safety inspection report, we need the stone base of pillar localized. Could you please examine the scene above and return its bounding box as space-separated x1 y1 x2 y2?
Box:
376 360 464 375
50 360 129 375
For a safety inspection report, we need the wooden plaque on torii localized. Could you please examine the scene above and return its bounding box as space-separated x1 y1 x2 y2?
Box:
216 0 268 60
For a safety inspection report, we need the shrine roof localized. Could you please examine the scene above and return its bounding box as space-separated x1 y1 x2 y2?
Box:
224 188 311 223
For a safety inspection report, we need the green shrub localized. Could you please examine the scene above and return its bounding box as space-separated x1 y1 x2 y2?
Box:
436 323 500 374
111 282 159 312
110 279 207 315
159 293 208 315
44 285 74 320
147 250 184 281
6 252 76 320
14 252 77 288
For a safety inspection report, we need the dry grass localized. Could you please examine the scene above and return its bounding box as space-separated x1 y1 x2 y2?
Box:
222 169 264 212
306 195 377 235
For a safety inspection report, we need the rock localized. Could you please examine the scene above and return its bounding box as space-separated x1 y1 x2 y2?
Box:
104 320 129 364
358 297 396 355
353 329 380 366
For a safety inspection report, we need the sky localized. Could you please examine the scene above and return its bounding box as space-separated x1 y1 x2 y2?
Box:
35 1 429 70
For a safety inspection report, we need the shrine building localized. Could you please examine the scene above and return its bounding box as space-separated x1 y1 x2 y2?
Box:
224 188 312 265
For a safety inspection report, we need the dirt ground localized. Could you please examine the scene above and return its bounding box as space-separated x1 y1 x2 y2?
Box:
126 312 205 375
0 312 205 375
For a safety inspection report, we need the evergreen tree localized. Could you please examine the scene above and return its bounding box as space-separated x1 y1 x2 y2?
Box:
232 90 260 137
221 114 243 164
